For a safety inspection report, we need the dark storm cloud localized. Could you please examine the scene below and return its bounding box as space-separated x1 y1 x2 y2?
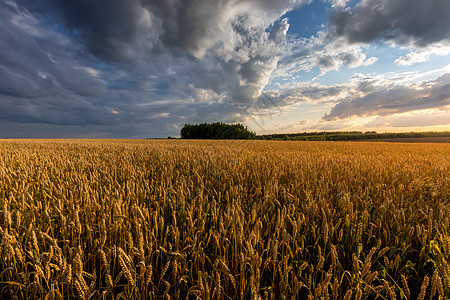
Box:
45 0 298 103
323 73 450 120
0 1 112 128
0 2 105 98
1 0 309 137
0 0 292 137
49 0 161 63
329 0 450 47
46 0 303 60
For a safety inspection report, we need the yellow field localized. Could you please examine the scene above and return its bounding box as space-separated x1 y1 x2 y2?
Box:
0 140 449 299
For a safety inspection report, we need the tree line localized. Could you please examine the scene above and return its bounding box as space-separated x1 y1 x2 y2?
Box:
179 123 449 141
260 131 450 141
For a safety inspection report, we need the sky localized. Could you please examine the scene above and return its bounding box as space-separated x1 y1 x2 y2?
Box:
1 0 450 138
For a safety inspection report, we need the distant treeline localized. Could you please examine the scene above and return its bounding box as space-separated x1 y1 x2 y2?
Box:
179 123 449 141
180 123 256 139
259 131 450 141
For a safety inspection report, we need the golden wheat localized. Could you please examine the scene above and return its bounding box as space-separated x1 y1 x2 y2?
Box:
0 139 448 299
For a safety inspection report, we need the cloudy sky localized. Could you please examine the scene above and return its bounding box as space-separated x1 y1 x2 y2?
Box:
1 0 449 138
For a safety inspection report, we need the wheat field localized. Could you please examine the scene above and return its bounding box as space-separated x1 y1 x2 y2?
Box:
0 139 449 299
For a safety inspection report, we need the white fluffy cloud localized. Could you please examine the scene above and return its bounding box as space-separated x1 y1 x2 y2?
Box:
395 43 450 66
323 73 450 120
329 0 350 9
276 31 377 79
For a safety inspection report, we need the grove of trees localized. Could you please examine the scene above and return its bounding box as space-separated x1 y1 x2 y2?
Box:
180 123 256 139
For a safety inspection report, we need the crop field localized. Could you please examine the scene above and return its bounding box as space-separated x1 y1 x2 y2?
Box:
0 139 449 299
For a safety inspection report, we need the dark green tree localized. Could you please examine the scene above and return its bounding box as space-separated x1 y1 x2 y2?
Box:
180 123 256 139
